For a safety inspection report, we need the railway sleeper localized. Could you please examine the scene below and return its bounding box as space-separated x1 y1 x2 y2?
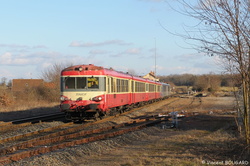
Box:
0 117 167 164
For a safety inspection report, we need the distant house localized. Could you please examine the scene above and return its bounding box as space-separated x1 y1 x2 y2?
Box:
11 79 55 92
12 79 44 92
143 71 159 82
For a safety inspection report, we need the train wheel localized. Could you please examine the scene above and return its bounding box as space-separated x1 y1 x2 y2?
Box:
94 112 100 121
65 113 71 120
109 108 117 116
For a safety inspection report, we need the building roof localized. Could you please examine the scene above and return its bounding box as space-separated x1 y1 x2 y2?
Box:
143 71 159 81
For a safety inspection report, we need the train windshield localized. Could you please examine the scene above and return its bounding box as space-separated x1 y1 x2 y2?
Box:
61 76 105 91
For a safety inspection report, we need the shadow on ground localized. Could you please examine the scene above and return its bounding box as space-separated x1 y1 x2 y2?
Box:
0 105 61 122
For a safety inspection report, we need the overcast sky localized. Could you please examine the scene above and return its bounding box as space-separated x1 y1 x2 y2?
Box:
0 0 222 80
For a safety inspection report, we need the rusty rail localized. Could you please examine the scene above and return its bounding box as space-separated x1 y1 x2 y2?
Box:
0 108 127 145
0 97 179 164
11 112 65 124
0 97 178 144
0 106 136 145
0 122 74 144
0 122 32 133
0 117 168 164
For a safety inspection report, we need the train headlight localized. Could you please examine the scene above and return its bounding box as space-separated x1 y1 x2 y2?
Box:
60 96 69 101
92 96 102 101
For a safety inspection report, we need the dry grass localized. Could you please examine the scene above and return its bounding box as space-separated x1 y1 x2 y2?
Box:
110 118 244 166
0 90 13 107
0 85 60 114
220 86 238 92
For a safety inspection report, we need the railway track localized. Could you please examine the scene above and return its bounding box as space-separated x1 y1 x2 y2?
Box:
0 112 66 133
164 96 202 115
0 116 169 164
0 98 177 144
11 112 65 124
0 96 192 164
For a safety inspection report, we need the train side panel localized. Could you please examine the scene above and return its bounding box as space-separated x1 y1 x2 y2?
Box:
105 93 130 109
60 64 171 120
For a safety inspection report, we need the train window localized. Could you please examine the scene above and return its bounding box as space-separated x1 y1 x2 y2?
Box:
157 85 160 92
116 79 129 93
108 77 110 93
62 76 106 91
117 79 121 92
124 80 128 92
135 82 145 92
111 78 115 92
123 80 128 92
149 84 154 92
131 81 134 92
65 77 75 89
77 77 87 89
87 77 99 88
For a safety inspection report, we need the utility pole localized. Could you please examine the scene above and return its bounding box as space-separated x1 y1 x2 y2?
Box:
154 38 157 77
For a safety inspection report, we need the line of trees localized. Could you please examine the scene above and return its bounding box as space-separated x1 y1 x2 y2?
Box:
159 73 240 92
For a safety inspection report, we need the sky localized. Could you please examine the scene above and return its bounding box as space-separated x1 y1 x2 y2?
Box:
0 0 222 81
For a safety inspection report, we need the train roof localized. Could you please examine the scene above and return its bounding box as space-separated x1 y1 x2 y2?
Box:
61 64 130 78
61 64 163 85
62 64 103 72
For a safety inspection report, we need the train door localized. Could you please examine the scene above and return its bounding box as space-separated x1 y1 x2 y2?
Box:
146 83 149 101
131 80 134 104
106 77 113 108
154 84 156 99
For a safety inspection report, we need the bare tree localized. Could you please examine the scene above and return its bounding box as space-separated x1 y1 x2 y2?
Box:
41 63 72 92
171 0 250 145
193 75 209 91
208 73 222 92
0 77 7 86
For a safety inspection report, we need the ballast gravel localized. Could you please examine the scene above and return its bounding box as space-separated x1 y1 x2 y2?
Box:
6 126 158 166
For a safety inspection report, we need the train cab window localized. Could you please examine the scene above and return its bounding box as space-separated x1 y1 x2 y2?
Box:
88 77 99 89
62 76 105 91
65 77 75 89
77 77 87 89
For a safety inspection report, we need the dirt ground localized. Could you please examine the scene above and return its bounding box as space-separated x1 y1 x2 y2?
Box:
72 97 249 166
6 96 250 166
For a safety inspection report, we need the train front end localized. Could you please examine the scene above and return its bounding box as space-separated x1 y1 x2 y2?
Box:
60 65 106 120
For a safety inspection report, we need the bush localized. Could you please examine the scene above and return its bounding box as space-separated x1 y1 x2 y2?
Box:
35 85 59 102
13 84 59 104
0 90 13 106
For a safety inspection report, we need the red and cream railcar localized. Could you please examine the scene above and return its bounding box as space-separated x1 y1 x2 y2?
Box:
60 64 170 120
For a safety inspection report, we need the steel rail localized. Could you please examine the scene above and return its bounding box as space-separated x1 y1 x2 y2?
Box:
0 122 74 144
11 112 65 124
0 112 66 136
0 97 179 164
0 117 161 156
0 117 168 164
0 97 178 144
0 122 32 132
0 112 65 127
